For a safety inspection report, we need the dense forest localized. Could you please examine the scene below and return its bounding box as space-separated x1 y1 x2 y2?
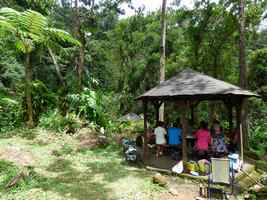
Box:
0 0 266 199
0 0 266 152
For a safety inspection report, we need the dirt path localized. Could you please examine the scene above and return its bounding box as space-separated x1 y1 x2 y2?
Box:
0 144 36 166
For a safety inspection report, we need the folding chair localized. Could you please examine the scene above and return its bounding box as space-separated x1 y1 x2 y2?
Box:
208 158 235 200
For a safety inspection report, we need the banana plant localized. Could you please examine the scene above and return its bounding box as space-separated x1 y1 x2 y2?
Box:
0 7 80 127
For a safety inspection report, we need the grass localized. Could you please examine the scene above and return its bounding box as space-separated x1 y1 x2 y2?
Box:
0 129 168 200
0 160 19 190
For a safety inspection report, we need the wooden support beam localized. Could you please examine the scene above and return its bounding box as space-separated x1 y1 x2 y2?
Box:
239 98 248 157
153 101 162 125
229 104 233 131
190 105 194 124
181 101 189 166
240 99 249 149
223 99 234 131
143 101 148 162
235 99 243 160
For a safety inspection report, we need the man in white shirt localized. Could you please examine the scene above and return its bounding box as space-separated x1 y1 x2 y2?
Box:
154 121 167 158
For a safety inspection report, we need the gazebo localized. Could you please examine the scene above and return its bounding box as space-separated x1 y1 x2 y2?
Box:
137 69 259 164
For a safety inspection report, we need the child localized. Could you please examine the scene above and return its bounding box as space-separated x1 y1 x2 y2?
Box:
154 121 167 158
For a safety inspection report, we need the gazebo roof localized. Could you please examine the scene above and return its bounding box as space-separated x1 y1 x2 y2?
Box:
137 69 259 101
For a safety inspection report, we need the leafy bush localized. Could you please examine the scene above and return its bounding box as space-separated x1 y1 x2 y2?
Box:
0 93 22 132
67 88 108 127
39 109 82 133
21 80 57 122
249 98 267 156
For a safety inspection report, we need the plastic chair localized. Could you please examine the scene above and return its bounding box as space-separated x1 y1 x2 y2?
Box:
208 158 235 199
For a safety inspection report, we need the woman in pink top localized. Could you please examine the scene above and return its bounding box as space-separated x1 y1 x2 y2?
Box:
194 121 211 159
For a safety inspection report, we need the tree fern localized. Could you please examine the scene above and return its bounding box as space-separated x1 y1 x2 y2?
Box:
0 7 20 25
0 7 79 52
0 7 79 127
19 10 47 37
0 16 16 34
45 28 81 47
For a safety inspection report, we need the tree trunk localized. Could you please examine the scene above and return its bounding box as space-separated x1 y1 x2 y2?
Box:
78 33 85 92
209 55 219 124
75 0 85 92
25 53 34 128
239 0 249 149
159 0 167 121
239 0 247 90
48 47 66 87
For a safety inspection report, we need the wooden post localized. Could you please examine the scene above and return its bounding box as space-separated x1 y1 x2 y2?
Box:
236 100 242 154
223 99 234 131
153 101 162 125
229 104 233 131
240 99 249 149
181 102 188 165
239 97 249 154
240 123 244 165
143 101 148 161
190 105 194 124
227 102 233 131
155 104 159 125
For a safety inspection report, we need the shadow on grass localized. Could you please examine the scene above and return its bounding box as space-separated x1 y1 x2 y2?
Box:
0 128 37 140
28 169 111 200
30 146 149 200
25 158 113 200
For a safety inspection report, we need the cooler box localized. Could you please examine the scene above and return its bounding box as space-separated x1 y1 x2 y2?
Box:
228 153 240 171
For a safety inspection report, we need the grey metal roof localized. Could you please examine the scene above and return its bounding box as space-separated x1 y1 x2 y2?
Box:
137 69 259 100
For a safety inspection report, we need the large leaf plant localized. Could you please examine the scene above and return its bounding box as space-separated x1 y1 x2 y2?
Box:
0 7 80 127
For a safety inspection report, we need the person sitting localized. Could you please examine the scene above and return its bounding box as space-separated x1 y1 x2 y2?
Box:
167 121 182 146
194 121 212 159
211 120 228 157
154 121 167 159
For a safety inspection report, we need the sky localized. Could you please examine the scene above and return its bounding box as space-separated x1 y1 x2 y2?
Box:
120 0 194 17
120 0 267 30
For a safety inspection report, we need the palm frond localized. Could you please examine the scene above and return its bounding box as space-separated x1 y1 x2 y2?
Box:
45 28 81 47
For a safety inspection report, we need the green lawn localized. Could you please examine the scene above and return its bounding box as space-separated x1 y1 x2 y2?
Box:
0 129 176 200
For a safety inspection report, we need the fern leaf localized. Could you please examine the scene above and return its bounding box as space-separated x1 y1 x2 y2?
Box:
0 7 20 19
0 16 16 33
15 38 34 53
19 10 47 37
45 28 81 47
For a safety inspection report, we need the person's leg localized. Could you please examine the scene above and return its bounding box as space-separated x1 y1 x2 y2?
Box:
156 145 160 159
198 150 204 160
159 145 164 155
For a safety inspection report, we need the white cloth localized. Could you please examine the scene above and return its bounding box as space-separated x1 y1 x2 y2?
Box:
172 161 183 174
154 126 167 145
